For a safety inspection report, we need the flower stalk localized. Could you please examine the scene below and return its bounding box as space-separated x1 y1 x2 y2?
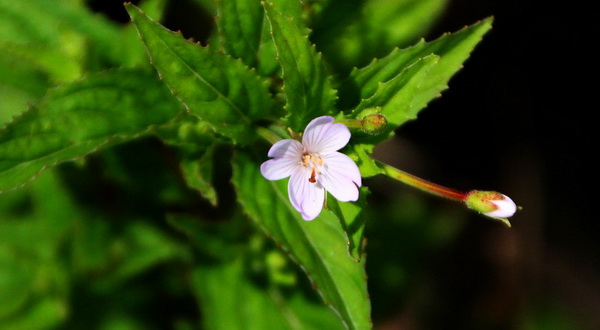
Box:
377 161 467 201
376 161 517 227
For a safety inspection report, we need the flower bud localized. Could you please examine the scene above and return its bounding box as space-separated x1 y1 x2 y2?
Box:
465 190 517 225
361 113 388 135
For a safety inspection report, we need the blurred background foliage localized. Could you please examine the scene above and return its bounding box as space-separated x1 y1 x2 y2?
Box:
1 0 597 329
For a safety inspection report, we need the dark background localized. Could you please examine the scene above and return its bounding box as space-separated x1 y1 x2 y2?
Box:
372 0 599 328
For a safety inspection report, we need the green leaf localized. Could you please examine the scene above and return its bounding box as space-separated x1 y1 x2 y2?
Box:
216 0 264 67
167 214 244 261
232 151 371 329
262 1 337 131
341 18 493 115
312 0 449 73
126 4 273 143
351 54 440 143
0 0 133 79
348 144 382 178
0 69 182 193
192 256 344 330
0 50 49 125
179 144 219 206
0 171 74 322
326 187 369 261
109 221 191 282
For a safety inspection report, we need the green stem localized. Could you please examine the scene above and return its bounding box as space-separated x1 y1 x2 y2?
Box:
256 127 284 145
335 118 364 129
376 161 467 201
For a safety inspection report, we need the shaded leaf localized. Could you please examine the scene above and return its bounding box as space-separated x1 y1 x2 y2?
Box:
216 0 264 67
0 69 183 193
312 0 448 73
192 256 344 330
232 151 371 329
126 4 273 143
0 0 136 78
263 1 337 131
179 144 219 206
0 50 49 125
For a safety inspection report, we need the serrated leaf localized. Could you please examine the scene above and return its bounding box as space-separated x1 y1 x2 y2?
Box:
0 50 49 125
216 0 264 67
262 1 337 131
341 18 493 114
232 151 371 329
0 69 182 193
126 4 273 143
351 54 440 143
312 0 448 73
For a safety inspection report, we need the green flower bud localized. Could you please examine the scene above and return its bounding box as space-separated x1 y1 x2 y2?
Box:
361 113 388 135
465 190 517 226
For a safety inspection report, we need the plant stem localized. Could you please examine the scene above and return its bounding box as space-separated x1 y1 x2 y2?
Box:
376 161 467 201
256 127 283 144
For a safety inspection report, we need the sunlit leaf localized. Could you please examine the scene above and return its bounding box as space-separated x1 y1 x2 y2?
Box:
0 69 183 193
262 1 337 131
232 151 371 329
351 55 440 143
126 4 273 143
326 187 369 261
341 18 493 114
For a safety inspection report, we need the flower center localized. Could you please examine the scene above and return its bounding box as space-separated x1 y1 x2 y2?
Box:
301 153 323 184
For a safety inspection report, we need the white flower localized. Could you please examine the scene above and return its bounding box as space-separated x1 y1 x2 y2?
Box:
465 190 517 219
485 194 517 219
260 116 362 220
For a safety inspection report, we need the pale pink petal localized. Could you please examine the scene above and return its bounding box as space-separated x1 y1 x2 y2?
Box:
260 158 298 181
319 152 361 202
487 194 517 218
267 139 304 158
302 116 351 154
288 166 325 220
323 152 362 186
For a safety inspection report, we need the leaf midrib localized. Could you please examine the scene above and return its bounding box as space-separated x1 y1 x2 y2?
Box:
135 9 251 124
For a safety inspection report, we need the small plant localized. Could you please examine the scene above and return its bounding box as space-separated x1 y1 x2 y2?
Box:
0 0 516 328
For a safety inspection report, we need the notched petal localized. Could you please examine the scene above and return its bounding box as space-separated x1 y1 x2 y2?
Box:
261 158 296 181
302 116 350 154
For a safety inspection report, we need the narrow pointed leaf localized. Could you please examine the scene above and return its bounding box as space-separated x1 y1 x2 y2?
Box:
0 69 182 193
340 18 493 115
126 4 273 143
351 55 439 143
216 0 264 67
232 151 371 329
179 144 219 206
263 1 337 131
